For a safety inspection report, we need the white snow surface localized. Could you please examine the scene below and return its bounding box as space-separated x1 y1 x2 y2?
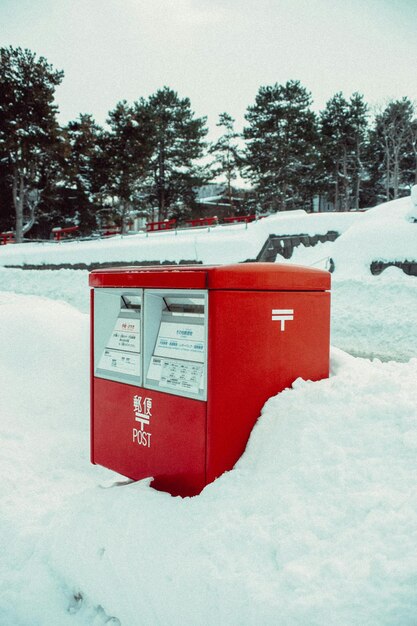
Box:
330 195 417 278
1 190 417 625
0 210 360 267
0 191 416 279
0 294 416 625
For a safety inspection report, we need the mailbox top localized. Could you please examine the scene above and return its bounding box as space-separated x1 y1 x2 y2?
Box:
89 263 330 291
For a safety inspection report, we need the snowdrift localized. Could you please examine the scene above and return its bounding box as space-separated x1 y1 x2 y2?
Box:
330 194 417 277
0 190 417 624
1 189 416 277
0 210 359 269
1 294 417 625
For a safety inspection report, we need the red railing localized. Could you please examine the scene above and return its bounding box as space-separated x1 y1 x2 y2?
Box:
146 219 177 232
0 231 15 245
185 216 218 228
222 214 258 225
100 227 121 237
144 214 267 233
52 225 79 241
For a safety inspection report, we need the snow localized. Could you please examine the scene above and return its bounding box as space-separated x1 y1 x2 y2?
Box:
330 195 417 278
1 190 415 278
0 210 360 268
0 293 416 624
1 190 417 624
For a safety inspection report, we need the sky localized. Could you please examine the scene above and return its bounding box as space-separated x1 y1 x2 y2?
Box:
1 0 417 138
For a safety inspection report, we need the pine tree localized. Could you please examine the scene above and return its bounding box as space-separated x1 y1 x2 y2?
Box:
243 80 318 212
61 114 103 232
349 93 369 209
102 100 154 232
0 157 13 231
405 116 417 186
145 87 209 222
0 46 63 241
319 92 368 211
369 98 416 201
209 113 241 211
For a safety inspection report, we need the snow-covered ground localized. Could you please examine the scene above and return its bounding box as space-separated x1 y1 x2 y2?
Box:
1 192 417 625
0 210 361 268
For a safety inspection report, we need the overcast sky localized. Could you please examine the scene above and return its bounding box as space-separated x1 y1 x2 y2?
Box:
2 0 417 138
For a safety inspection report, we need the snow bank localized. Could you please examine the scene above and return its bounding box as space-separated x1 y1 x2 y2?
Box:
0 211 360 268
271 190 417 279
1 295 417 624
0 191 416 279
330 194 417 278
0 267 90 312
0 294 108 624
0 192 416 623
331 268 417 361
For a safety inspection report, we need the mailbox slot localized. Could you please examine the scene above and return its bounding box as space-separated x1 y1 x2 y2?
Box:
144 289 208 400
94 288 143 386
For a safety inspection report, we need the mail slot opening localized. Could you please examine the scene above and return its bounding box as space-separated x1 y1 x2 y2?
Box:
122 294 142 310
162 296 205 316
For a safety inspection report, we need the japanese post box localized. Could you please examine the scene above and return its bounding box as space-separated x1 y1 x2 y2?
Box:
90 263 330 496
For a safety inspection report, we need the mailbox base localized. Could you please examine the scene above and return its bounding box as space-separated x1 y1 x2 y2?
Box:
92 378 207 497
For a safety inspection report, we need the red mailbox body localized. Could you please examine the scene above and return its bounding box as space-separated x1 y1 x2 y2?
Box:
90 263 330 496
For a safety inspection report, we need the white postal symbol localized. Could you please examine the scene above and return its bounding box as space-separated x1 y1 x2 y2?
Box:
272 309 294 331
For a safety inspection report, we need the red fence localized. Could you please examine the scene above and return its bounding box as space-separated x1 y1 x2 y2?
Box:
145 214 266 232
52 225 79 241
1 214 266 244
0 231 14 245
146 219 177 232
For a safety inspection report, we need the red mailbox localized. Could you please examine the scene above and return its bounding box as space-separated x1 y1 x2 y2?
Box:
89 263 330 496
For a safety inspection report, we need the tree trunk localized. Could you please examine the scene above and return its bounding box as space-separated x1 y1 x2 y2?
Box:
226 149 234 211
120 200 128 234
341 148 349 211
334 164 339 211
385 148 391 201
280 183 287 211
22 202 37 235
353 141 362 210
393 149 400 199
227 170 233 211
13 172 25 243
158 142 166 222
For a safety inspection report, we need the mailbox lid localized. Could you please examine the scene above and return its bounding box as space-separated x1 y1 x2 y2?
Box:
89 262 330 291
207 263 330 291
89 265 209 289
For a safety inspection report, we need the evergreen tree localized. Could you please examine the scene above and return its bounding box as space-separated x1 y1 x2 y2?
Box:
369 98 416 201
102 100 154 232
243 80 318 212
349 93 369 209
405 116 417 186
61 114 103 232
0 46 63 241
209 112 241 211
319 92 368 210
0 158 13 232
145 87 209 221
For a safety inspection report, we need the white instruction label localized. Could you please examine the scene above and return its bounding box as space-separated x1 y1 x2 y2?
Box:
154 321 205 363
106 316 140 352
147 356 204 394
98 348 141 375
